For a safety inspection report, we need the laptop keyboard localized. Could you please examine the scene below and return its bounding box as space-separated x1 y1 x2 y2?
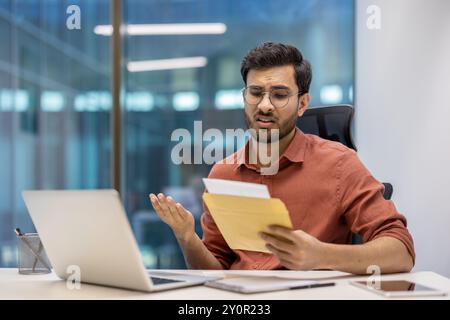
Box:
150 276 184 285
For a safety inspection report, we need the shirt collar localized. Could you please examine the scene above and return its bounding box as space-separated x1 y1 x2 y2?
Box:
235 127 307 171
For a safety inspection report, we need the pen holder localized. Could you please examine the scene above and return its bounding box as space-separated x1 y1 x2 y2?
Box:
16 233 52 275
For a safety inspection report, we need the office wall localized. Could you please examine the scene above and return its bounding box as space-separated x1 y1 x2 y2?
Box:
355 0 450 276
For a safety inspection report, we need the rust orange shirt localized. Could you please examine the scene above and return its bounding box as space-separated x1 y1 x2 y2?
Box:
201 127 415 270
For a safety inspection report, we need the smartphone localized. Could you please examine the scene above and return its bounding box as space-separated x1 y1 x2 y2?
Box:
350 280 447 298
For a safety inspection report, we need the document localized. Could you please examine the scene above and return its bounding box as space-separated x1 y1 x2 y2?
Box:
202 179 293 253
208 270 351 280
205 276 323 294
202 178 270 198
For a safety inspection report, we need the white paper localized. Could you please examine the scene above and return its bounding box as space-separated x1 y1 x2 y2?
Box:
203 178 270 199
205 276 318 293
217 270 351 280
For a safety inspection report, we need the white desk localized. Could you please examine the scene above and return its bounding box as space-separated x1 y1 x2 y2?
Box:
0 268 449 300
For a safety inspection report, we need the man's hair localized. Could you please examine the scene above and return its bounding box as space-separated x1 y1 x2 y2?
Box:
240 42 312 94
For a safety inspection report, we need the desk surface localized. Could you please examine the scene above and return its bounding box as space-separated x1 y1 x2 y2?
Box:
1 269 449 300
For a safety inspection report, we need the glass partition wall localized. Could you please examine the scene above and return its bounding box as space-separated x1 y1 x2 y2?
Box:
0 0 353 268
0 0 111 267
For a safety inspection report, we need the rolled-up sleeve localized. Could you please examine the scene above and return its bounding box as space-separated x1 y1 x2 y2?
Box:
338 150 416 264
200 199 235 269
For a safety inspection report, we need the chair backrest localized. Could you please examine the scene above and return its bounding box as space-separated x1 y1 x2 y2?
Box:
297 105 393 245
297 104 357 151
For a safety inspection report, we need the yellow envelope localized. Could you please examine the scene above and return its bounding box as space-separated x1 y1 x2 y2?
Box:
203 193 293 253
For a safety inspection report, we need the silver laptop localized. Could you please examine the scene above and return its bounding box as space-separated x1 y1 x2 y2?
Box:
22 189 220 292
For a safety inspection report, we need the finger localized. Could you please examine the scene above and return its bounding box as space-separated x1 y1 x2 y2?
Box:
160 194 182 222
149 194 167 217
265 243 292 259
265 225 297 242
278 258 296 270
272 252 297 270
156 193 170 211
157 193 177 219
260 232 294 252
166 196 183 221
174 202 191 220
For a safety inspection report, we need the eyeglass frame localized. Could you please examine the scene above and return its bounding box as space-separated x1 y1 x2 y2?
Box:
242 86 304 109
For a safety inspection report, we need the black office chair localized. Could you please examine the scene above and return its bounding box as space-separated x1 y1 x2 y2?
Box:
297 104 357 151
297 105 393 244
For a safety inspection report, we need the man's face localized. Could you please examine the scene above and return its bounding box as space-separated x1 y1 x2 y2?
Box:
244 65 309 142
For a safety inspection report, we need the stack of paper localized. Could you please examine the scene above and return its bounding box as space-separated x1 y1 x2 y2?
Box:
205 276 319 294
202 178 293 253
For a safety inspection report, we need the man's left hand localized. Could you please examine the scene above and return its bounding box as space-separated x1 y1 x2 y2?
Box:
259 226 328 270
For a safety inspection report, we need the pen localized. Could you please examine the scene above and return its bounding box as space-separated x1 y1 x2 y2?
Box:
14 228 23 237
290 282 335 290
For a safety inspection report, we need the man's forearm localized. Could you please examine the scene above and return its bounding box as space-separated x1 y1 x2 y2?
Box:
320 236 414 275
176 233 224 270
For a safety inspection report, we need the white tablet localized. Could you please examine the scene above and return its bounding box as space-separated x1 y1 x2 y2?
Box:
350 280 447 298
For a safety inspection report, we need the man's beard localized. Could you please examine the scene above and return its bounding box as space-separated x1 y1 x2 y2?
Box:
244 108 298 143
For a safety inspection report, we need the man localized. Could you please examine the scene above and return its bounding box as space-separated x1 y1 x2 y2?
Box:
149 42 415 274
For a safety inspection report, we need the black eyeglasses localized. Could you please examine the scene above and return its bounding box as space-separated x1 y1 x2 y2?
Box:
242 86 302 109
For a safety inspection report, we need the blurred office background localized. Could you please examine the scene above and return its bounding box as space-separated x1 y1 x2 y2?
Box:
0 0 354 268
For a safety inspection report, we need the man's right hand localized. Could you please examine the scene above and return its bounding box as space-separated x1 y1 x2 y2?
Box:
149 193 195 242
149 192 223 270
